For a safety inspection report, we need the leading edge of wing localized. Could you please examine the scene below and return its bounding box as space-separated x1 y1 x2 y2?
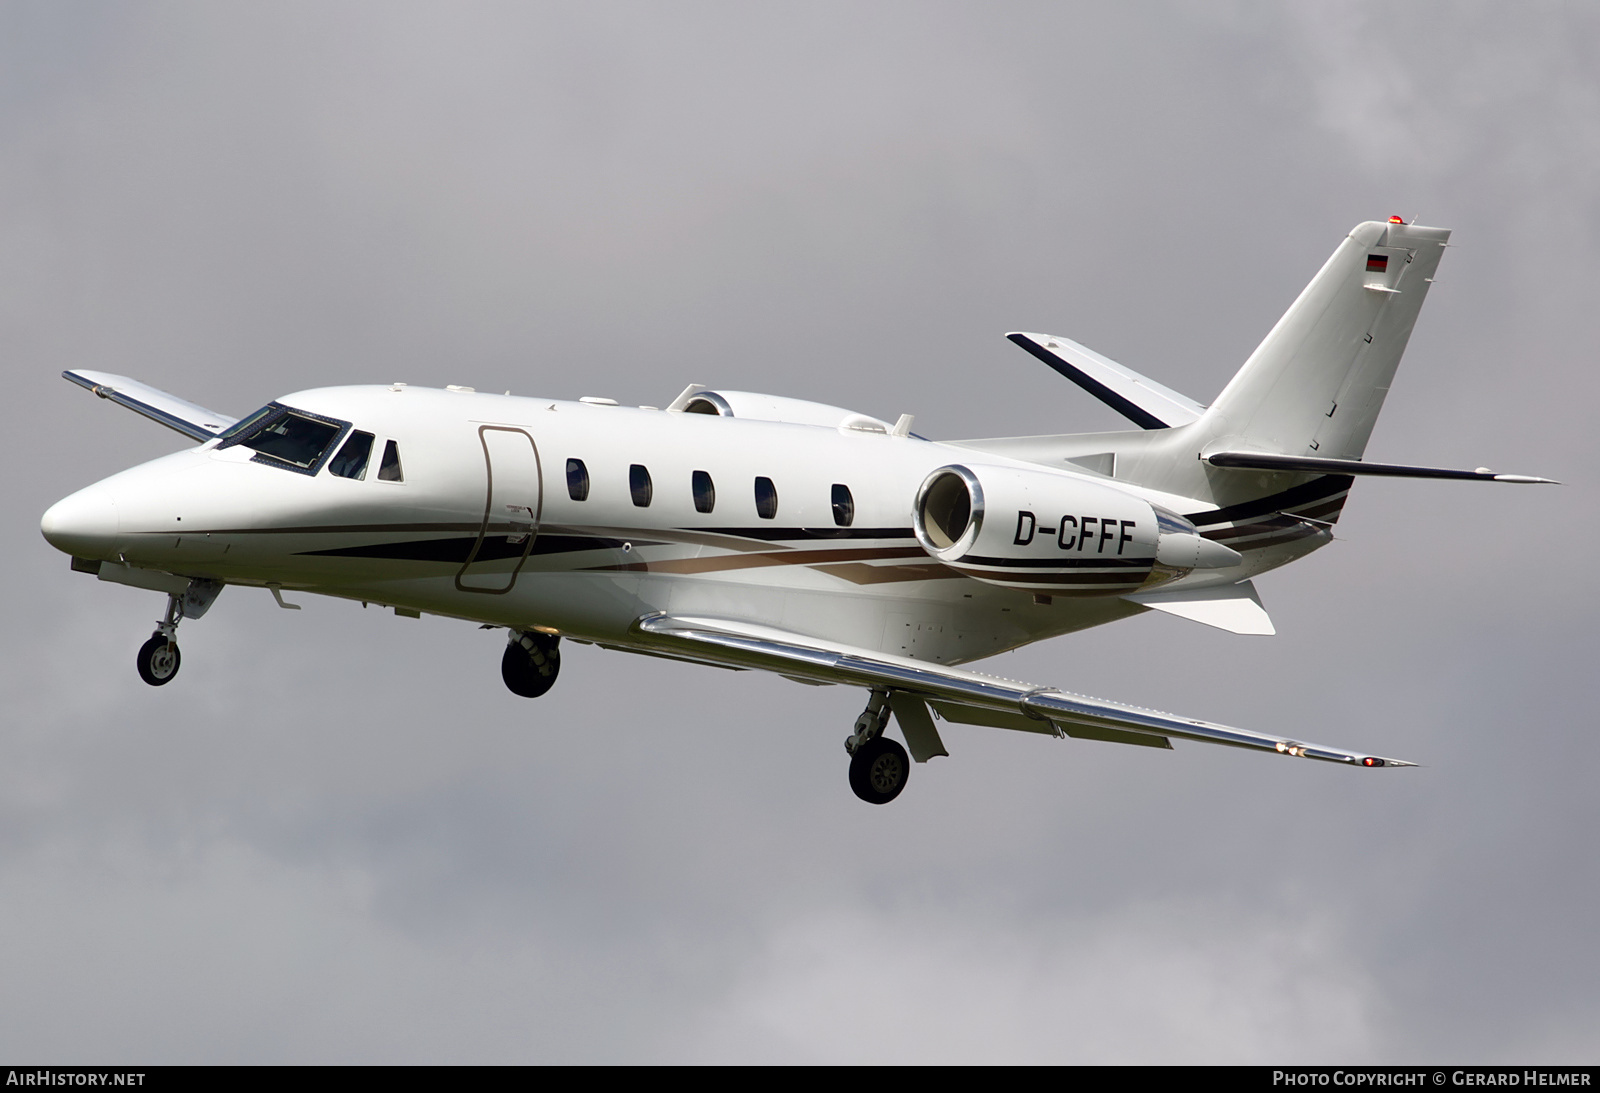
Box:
1006 332 1206 430
632 614 1414 769
64 370 239 441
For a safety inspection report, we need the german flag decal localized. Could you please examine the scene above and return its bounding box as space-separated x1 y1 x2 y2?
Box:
1366 254 1389 273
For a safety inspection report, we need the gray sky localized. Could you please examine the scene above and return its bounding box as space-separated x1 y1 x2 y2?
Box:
3 1 1596 1063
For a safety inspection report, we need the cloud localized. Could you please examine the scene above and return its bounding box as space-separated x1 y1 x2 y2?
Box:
699 901 1378 1064
4 0 1597 1063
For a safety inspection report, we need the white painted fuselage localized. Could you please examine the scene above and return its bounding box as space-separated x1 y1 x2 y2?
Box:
43 383 1323 666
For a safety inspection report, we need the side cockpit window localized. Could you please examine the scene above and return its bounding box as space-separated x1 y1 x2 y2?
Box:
329 431 375 480
379 439 404 482
218 402 348 475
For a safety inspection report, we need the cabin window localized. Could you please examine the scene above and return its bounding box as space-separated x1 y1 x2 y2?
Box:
567 459 590 501
831 483 855 527
754 476 778 520
329 431 375 480
379 439 404 482
630 464 652 507
692 470 715 514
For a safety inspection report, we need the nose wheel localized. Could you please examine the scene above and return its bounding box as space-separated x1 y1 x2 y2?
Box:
502 630 561 697
136 632 181 686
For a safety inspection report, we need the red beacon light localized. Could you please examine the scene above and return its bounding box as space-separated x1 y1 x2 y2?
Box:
1388 215 1406 224
1362 756 1385 767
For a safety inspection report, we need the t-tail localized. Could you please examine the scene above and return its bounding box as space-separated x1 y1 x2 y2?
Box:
955 218 1555 635
1205 218 1451 464
977 218 1555 516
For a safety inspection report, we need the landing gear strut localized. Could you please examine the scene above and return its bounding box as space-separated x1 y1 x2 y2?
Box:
845 689 909 805
502 630 561 697
130 578 222 687
136 593 185 687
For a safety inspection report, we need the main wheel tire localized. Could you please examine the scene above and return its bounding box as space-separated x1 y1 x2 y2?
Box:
501 635 560 698
136 634 181 687
848 736 910 805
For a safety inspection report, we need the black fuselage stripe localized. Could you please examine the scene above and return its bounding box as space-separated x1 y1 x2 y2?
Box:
299 534 626 562
694 526 915 541
1184 475 1354 527
960 555 1153 569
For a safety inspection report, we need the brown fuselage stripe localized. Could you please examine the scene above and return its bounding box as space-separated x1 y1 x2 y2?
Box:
1289 498 1349 522
808 562 965 585
1207 518 1302 542
582 545 927 576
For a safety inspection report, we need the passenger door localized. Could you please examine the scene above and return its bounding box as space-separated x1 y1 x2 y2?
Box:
456 426 542 594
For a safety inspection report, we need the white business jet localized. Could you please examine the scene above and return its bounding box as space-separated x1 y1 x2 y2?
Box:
41 218 1554 803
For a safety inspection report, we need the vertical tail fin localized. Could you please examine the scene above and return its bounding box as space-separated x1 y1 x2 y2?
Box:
1201 220 1449 461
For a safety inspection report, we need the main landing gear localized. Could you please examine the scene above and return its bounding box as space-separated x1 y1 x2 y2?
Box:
502 630 561 697
845 689 910 805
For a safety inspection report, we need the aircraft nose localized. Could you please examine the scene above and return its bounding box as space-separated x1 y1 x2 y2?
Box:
41 484 121 559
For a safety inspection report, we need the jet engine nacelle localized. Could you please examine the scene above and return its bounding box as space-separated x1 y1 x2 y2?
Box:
912 464 1239 595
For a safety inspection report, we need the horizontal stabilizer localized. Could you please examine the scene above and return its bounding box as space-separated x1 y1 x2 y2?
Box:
1205 450 1558 484
631 613 1411 768
64 370 238 441
1007 332 1205 430
1125 580 1275 635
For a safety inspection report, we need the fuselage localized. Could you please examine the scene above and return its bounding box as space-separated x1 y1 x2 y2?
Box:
41 383 1330 665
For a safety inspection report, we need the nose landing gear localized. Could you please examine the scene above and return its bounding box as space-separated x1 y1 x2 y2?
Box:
845 689 910 805
136 630 181 686
131 578 223 687
135 592 186 686
502 630 561 697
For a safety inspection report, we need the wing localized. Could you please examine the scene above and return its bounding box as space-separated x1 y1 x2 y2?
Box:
629 614 1413 769
64 370 239 441
1007 332 1206 430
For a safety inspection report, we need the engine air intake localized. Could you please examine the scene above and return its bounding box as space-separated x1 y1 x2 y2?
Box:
918 469 976 550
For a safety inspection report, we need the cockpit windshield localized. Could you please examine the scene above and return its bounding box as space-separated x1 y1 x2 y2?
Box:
218 402 350 474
